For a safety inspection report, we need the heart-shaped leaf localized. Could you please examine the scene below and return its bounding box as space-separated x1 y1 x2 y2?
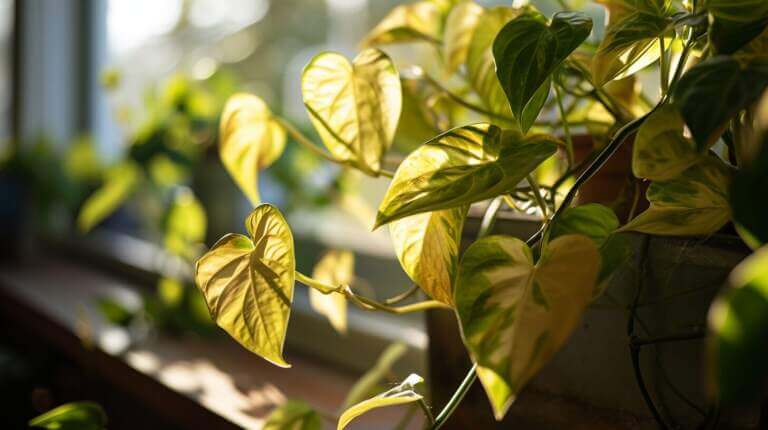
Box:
704 0 768 23
337 374 425 430
674 56 768 150
309 250 353 334
195 204 295 367
619 155 733 236
632 104 701 181
30 402 107 430
443 1 485 74
390 207 467 305
77 161 141 233
302 49 401 176
455 234 600 419
263 400 322 430
493 11 592 131
376 124 557 227
219 93 286 206
362 1 445 46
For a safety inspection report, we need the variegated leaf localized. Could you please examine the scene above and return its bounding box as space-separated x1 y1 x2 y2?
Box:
632 104 701 181
302 49 401 176
375 124 558 227
337 374 424 430
219 93 286 206
620 156 733 236
195 204 295 367
362 1 445 46
455 235 599 419
443 1 485 74
309 250 353 334
390 207 467 305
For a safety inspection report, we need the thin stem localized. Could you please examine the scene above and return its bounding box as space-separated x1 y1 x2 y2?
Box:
418 398 436 426
378 168 395 178
631 330 706 348
627 179 642 222
479 196 504 238
659 36 669 95
430 363 478 430
275 116 340 164
526 174 549 217
553 78 575 167
384 284 421 305
423 75 516 123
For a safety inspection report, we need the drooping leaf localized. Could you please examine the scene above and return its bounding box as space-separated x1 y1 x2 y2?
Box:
620 156 733 236
302 49 401 176
674 56 768 150
455 234 599 419
390 207 467 305
443 2 485 74
362 1 445 46
376 124 558 227
263 400 322 430
29 402 107 430
164 189 207 258
309 250 353 334
77 161 141 233
493 11 592 131
730 135 768 249
708 245 768 404
704 0 768 23
219 93 286 206
337 374 425 430
632 104 701 181
195 204 295 367
342 342 408 409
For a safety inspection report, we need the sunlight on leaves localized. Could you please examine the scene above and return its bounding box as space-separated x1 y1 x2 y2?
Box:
337 373 424 430
263 400 322 430
77 161 141 233
195 204 295 367
455 235 599 419
29 402 107 430
632 104 701 181
362 1 445 46
443 1 484 75
310 250 353 334
302 49 401 176
164 189 207 259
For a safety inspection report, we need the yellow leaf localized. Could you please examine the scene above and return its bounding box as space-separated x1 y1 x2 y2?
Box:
77 162 141 233
195 204 295 367
309 250 353 334
455 235 599 419
164 189 207 258
362 1 444 46
302 49 401 176
632 104 701 181
337 374 424 430
219 93 286 206
443 2 485 74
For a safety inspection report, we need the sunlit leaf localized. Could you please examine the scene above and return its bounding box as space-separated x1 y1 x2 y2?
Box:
730 134 768 249
64 135 102 183
708 245 768 404
632 104 701 181
376 124 557 227
342 342 408 409
674 56 768 150
309 250 353 334
620 156 733 236
704 0 768 23
164 189 207 258
219 93 286 206
362 1 444 46
493 11 592 131
158 277 184 307
263 400 322 430
337 373 424 430
443 2 485 74
302 49 401 175
390 207 467 304
29 402 107 430
395 73 455 150
195 204 295 367
77 162 141 233
455 234 599 419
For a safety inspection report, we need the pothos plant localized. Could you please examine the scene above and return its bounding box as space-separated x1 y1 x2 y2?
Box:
193 0 768 428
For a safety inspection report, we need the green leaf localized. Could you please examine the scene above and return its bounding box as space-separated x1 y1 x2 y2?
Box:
309 250 353 334
592 11 670 86
632 104 701 181
710 16 768 55
164 189 207 258
704 0 768 23
219 93 286 206
730 136 768 249
64 135 102 183
342 342 408 409
337 373 424 430
443 1 485 74
302 49 401 176
455 234 600 419
362 1 445 46
376 124 557 227
708 245 768 404
493 11 592 131
96 298 135 327
29 402 107 430
619 155 733 236
194 204 295 367
263 400 322 430
77 161 141 233
674 56 768 150
550 203 618 247
390 207 467 305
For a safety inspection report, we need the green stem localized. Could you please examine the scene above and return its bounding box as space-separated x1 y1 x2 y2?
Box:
423 75 516 123
276 116 340 164
430 363 478 430
659 36 669 95
384 284 421 305
527 174 549 217
553 79 574 167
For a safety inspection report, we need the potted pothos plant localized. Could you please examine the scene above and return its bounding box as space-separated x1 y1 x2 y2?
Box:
191 0 768 428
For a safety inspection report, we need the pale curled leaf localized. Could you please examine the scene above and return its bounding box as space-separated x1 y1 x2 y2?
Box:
29 402 107 430
455 235 599 419
390 207 467 305
338 374 424 430
263 400 322 430
302 49 401 175
376 123 557 227
77 161 141 233
362 1 444 46
219 93 286 206
309 250 353 334
632 104 701 181
443 2 485 74
195 204 295 367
